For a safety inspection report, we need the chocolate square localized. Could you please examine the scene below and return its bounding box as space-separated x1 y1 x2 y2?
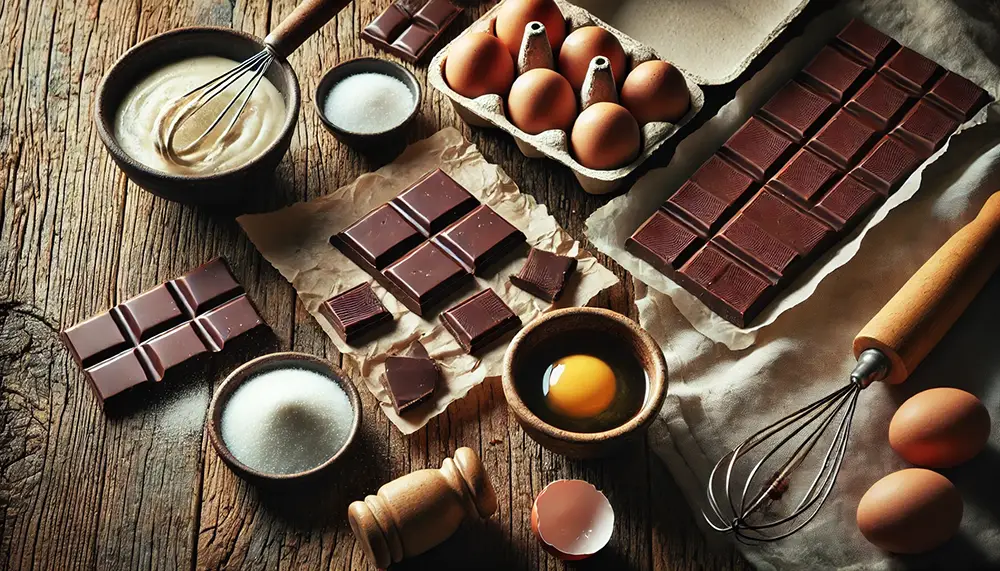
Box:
625 209 704 275
927 71 990 120
171 258 243 316
335 205 424 270
800 46 868 102
319 283 392 344
846 73 913 130
391 25 437 60
881 47 941 94
116 285 186 343
390 169 479 235
767 148 841 205
676 244 777 329
834 19 898 69
61 312 131 368
364 4 410 42
384 346 439 413
85 350 150 402
196 295 266 351
851 136 924 194
690 154 757 203
664 181 730 234
813 175 882 230
758 80 835 142
721 117 796 182
441 289 521 353
509 248 578 302
434 205 526 273
140 323 209 381
892 99 960 153
414 0 460 30
384 241 471 315
807 109 879 168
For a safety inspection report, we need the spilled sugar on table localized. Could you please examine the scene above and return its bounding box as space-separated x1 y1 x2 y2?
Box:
0 0 859 568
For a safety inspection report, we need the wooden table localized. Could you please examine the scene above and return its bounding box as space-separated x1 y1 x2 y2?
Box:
1 0 854 568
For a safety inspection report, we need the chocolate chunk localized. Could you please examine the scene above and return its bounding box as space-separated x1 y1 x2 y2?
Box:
800 46 868 102
441 289 521 353
361 0 462 63
813 175 882 230
434 204 526 273
846 73 913 130
852 136 924 194
335 205 424 270
626 209 704 276
384 241 471 315
60 257 267 406
390 169 479 235
834 19 898 69
758 80 835 142
892 99 960 153
414 0 460 31
881 47 941 95
721 117 796 182
384 349 439 413
767 148 841 205
807 109 878 168
509 248 578 302
927 71 990 120
319 283 392 344
676 245 777 329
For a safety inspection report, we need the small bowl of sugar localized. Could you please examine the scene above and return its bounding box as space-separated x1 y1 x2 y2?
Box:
315 57 421 150
207 352 362 484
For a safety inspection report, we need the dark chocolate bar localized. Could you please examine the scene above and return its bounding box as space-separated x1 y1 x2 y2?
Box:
320 283 392 344
626 19 990 327
362 0 462 63
383 343 439 413
391 169 479 235
60 258 266 404
441 289 521 353
509 248 578 302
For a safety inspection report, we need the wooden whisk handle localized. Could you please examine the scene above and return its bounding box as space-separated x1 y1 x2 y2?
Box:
853 191 1000 384
264 0 352 58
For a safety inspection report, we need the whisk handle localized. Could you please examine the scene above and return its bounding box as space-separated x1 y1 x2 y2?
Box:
264 0 352 57
853 191 1000 384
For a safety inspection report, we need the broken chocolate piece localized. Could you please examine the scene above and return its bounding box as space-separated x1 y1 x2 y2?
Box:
441 289 521 353
319 283 392 344
510 248 578 302
384 344 439 413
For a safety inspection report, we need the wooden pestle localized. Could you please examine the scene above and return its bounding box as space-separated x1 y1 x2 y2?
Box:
348 447 498 567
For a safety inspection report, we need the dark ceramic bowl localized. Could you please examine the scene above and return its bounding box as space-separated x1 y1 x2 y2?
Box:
95 27 300 207
502 308 668 458
207 352 362 484
314 57 421 150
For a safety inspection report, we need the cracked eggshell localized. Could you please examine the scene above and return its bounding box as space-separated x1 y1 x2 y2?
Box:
530 479 614 560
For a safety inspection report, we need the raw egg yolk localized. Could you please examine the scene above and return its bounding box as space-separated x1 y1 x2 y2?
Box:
543 355 617 419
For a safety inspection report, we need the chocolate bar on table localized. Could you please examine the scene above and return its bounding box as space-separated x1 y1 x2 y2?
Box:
441 289 521 353
60 258 267 404
319 283 393 344
331 169 525 316
362 0 462 63
626 19 990 328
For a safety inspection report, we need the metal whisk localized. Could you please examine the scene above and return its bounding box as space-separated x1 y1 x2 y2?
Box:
154 0 350 164
703 190 1000 542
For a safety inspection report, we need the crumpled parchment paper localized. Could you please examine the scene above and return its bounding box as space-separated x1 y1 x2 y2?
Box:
238 128 618 434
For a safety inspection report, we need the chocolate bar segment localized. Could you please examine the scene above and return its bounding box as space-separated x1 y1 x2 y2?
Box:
116 285 186 343
846 74 913 129
852 136 924 194
881 47 941 94
927 71 989 120
892 99 960 153
414 0 459 30
384 347 439 413
384 241 471 315
141 323 209 382
758 80 835 142
626 209 704 276
336 205 424 270
807 109 878 168
434 204 526 273
509 248 578 302
172 258 243 316
61 313 131 369
85 350 150 401
665 181 730 233
767 148 841 205
196 295 265 351
364 4 409 42
834 19 898 69
814 175 882 230
390 169 479 235
721 117 796 182
668 155 757 231
361 0 462 63
441 289 521 353
676 245 777 329
319 283 392 344
800 46 868 102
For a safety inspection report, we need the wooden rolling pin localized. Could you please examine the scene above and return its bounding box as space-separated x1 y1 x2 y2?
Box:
347 447 498 568
852 190 1000 385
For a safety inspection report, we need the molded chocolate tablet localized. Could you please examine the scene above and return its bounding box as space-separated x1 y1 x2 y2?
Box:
881 47 941 94
319 283 392 344
758 80 835 142
141 323 209 382
721 117 796 182
767 148 841 205
927 71 990 120
414 0 460 31
814 175 882 230
676 244 777 329
807 109 878 168
434 205 526 273
384 352 439 413
626 209 704 275
846 74 913 129
172 258 243 315
336 205 424 270
196 295 266 351
364 4 410 42
384 242 471 315
892 99 960 153
390 169 479 235
84 350 150 402
116 285 186 343
61 312 131 368
834 19 898 68
852 136 924 194
800 46 868 102
441 289 521 353
509 248 578 302
665 181 730 233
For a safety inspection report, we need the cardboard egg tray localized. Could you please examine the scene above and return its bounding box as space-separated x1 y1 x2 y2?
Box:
427 0 706 195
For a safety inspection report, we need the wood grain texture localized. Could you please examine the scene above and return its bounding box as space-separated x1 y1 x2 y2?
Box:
0 0 834 568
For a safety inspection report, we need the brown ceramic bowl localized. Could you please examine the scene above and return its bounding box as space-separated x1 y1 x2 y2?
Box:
314 57 421 150
207 352 361 484
94 27 300 207
502 308 668 458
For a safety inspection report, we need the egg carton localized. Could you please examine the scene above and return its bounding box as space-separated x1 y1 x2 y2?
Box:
428 0 705 195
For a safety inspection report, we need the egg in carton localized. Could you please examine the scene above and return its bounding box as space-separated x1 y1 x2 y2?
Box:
428 0 705 195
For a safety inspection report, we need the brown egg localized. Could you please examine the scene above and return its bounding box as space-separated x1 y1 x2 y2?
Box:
507 69 577 134
495 0 566 59
557 26 628 92
857 468 962 554
570 102 640 170
889 387 991 468
445 32 515 98
621 60 691 125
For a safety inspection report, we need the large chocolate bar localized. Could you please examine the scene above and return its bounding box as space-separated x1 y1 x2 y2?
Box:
362 0 462 63
60 258 267 404
626 19 990 327
331 169 525 316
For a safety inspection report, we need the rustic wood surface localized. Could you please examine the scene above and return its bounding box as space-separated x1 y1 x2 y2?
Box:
0 0 843 569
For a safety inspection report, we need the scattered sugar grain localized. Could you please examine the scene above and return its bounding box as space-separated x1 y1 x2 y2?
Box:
323 72 416 134
221 367 354 475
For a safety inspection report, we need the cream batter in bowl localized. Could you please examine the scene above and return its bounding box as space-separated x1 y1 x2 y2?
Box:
95 27 300 208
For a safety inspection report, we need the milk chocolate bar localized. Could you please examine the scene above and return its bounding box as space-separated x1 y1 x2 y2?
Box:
362 0 462 63
626 19 990 327
441 289 521 353
320 283 392 344
60 258 267 404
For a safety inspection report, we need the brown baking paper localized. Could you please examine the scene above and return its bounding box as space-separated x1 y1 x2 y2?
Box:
238 128 618 434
